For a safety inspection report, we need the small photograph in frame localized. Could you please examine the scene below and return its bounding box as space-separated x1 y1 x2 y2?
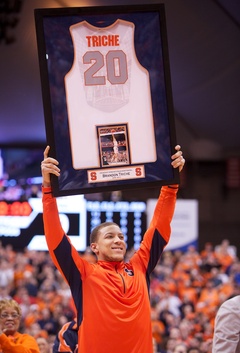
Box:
97 125 130 168
34 3 179 197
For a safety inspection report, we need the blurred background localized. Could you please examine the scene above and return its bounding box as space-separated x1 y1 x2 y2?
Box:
0 0 240 254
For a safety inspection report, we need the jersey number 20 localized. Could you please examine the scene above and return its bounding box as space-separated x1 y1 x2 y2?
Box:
83 50 128 86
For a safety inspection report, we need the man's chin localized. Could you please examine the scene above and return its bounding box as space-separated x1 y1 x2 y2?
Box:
109 254 124 262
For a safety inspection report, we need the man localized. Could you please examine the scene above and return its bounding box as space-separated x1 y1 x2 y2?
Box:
41 145 185 353
212 295 240 353
52 318 78 353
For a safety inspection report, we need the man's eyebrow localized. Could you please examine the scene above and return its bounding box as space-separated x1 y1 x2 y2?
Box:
103 231 114 236
103 231 124 236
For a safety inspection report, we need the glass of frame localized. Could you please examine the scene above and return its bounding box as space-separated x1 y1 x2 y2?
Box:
35 3 179 197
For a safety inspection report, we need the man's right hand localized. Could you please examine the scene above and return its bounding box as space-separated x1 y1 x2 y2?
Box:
41 146 60 187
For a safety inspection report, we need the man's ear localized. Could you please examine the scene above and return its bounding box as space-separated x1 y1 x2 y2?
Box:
90 243 98 254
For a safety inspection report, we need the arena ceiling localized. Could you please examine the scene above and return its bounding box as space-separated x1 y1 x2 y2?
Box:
0 0 240 161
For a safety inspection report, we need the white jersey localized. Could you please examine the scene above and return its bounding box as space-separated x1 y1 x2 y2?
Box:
65 19 157 169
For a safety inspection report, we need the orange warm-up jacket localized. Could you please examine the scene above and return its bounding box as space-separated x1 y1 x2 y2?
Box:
0 332 40 353
42 185 178 353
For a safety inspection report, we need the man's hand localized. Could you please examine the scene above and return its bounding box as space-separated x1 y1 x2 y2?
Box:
41 146 60 187
171 145 185 172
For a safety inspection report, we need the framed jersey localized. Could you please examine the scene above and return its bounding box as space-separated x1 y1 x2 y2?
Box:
35 3 179 197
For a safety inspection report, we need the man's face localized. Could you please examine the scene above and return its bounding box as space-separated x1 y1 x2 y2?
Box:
91 224 127 262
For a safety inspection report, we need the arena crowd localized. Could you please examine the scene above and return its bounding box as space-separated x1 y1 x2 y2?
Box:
0 234 239 353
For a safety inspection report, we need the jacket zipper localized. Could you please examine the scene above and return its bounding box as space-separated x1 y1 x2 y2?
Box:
115 265 126 293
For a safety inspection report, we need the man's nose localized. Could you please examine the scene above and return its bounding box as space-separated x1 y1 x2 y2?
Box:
114 236 122 242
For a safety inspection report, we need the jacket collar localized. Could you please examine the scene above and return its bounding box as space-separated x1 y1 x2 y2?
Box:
97 260 125 271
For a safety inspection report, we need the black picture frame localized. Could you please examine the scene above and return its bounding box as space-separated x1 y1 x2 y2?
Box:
35 3 179 197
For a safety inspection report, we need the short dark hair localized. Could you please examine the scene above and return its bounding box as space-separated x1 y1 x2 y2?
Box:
90 222 119 244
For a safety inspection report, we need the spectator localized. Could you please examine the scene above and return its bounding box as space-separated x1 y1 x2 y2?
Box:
36 337 51 353
215 239 236 260
1 196 240 352
0 298 40 352
151 307 165 346
173 342 188 353
200 242 220 273
199 339 212 353
0 286 11 300
152 337 160 353
37 307 58 336
0 258 14 289
52 317 78 353
156 290 182 319
196 279 219 319
214 239 235 271
212 295 240 353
